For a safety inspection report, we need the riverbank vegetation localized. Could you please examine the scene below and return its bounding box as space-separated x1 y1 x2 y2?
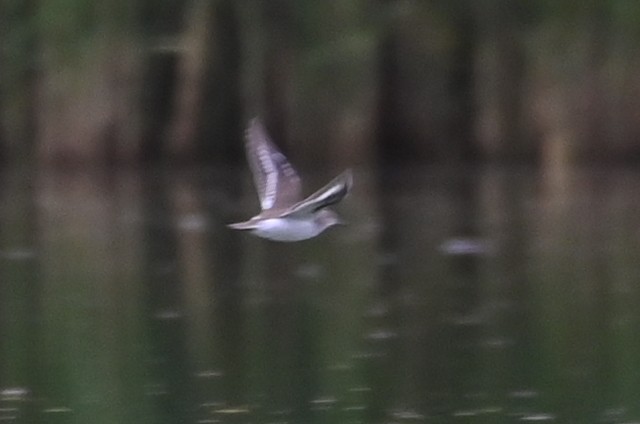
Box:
1 0 640 167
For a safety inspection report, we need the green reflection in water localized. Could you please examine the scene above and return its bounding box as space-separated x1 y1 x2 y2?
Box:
0 166 639 423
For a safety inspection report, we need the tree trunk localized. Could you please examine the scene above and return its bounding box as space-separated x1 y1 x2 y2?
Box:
376 0 406 167
138 0 190 162
165 0 213 160
448 2 480 162
262 0 296 146
478 0 528 162
36 0 143 166
0 0 38 164
581 1 611 161
185 0 244 163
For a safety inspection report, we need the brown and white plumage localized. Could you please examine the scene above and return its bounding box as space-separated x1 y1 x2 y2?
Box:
228 118 352 241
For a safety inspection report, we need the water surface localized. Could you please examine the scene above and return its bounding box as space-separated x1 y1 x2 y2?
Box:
1 165 639 423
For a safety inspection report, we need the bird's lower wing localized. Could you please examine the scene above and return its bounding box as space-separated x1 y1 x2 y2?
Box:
283 170 352 217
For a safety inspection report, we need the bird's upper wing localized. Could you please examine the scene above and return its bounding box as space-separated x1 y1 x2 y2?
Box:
283 170 353 217
245 118 302 211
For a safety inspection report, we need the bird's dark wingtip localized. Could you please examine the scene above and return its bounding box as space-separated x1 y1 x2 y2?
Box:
340 169 354 194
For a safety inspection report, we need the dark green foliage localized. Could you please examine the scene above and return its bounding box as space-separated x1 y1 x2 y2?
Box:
138 0 189 37
1 0 640 164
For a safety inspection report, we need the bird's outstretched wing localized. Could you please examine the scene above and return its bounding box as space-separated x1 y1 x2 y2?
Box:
284 170 353 217
245 118 302 211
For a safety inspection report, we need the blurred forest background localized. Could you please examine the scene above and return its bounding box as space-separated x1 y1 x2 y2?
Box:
2 0 640 168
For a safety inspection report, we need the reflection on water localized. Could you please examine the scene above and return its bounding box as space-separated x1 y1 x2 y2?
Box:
1 164 640 423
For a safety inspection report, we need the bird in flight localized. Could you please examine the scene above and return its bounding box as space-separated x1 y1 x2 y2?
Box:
228 118 352 241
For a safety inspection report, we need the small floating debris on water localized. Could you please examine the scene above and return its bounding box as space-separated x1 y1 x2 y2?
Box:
0 249 36 261
453 410 480 417
310 397 337 411
390 409 425 419
195 370 224 378
0 387 29 400
600 407 626 420
200 402 225 409
351 350 385 360
448 311 486 326
343 405 367 412
144 383 168 396
327 363 351 372
439 238 494 256
482 337 515 349
154 309 182 320
509 389 539 399
310 397 337 405
452 406 502 417
214 406 250 414
366 329 397 341
42 407 73 413
520 413 556 421
349 386 372 393
0 407 18 421
268 408 293 416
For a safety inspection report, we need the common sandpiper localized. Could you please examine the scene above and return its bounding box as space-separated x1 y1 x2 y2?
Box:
228 118 352 241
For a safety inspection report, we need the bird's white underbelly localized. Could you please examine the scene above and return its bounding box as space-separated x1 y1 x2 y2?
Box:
252 218 322 242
